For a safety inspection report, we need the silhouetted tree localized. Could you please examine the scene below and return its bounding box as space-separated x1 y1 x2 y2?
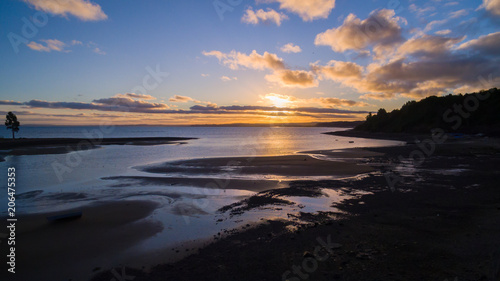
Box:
355 88 500 134
5 112 20 139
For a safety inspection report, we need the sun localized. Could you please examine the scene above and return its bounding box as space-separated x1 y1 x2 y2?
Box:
264 93 295 108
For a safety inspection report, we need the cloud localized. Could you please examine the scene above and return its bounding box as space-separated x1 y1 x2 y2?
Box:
457 31 500 56
204 49 318 88
10 97 368 118
242 7 288 26
265 70 318 88
315 97 369 107
280 43 302 53
169 95 198 103
27 39 67 52
479 0 500 16
23 0 108 21
449 9 469 18
423 19 447 32
352 56 500 99
0 100 24 105
312 60 364 81
91 96 169 109
265 0 336 21
435 29 452 35
314 9 405 54
190 104 368 114
201 73 210 77
203 50 285 70
93 47 106 55
409 4 435 16
221 76 237 81
115 93 156 100
397 35 465 58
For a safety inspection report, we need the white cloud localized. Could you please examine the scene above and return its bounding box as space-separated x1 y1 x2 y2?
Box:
93 47 106 55
265 0 336 21
202 50 285 71
314 9 405 54
449 9 469 19
242 7 288 26
397 35 465 58
312 60 363 81
457 31 500 56
423 19 447 32
479 0 500 16
435 29 452 35
221 76 238 81
280 43 302 53
23 0 107 21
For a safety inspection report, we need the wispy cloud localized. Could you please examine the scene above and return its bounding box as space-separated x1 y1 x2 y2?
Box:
23 0 108 21
27 39 68 52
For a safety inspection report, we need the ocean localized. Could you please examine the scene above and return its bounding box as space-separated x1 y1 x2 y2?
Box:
0 126 403 212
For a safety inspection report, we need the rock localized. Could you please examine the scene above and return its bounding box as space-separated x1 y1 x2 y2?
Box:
303 251 314 258
330 243 343 250
356 252 371 260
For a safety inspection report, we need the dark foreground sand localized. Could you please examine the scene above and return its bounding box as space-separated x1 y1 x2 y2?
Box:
0 200 161 281
0 137 196 156
88 137 500 281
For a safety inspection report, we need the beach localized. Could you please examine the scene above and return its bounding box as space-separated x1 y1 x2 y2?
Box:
88 135 500 281
0 129 499 281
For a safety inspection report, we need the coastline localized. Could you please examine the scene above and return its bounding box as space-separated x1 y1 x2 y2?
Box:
3 132 499 281
0 137 197 156
87 136 500 281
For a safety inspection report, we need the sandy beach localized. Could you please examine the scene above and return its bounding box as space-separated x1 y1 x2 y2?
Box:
2 134 499 281
1 200 161 281
0 137 196 156
86 136 500 281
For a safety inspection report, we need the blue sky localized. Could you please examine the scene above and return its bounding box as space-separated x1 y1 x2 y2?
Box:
0 0 499 125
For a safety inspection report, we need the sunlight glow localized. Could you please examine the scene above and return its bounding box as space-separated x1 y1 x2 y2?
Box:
264 93 296 108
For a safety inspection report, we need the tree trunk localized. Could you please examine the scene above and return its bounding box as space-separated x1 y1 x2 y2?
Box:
12 130 15 140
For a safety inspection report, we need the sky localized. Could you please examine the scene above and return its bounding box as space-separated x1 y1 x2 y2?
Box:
0 0 499 125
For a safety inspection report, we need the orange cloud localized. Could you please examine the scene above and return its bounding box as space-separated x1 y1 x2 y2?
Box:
23 0 107 21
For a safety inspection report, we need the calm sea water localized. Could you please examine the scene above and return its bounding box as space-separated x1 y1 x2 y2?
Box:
1 126 403 202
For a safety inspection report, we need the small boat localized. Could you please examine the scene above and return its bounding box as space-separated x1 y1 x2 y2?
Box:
46 211 82 222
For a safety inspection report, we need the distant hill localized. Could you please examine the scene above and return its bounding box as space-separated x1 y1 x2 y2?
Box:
190 121 363 128
355 88 500 135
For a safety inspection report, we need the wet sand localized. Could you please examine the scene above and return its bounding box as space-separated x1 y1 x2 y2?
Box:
0 137 196 156
104 176 288 193
0 200 161 281
89 137 500 281
139 154 374 177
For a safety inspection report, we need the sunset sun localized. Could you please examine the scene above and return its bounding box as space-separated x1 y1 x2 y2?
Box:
264 93 295 108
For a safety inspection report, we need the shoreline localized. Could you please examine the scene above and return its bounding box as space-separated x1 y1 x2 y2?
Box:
88 137 500 281
0 137 197 156
0 137 197 149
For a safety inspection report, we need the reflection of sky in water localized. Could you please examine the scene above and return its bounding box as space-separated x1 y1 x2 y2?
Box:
0 127 402 209
0 127 400 268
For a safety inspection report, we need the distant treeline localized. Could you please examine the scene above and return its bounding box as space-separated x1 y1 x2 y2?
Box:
355 88 500 135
